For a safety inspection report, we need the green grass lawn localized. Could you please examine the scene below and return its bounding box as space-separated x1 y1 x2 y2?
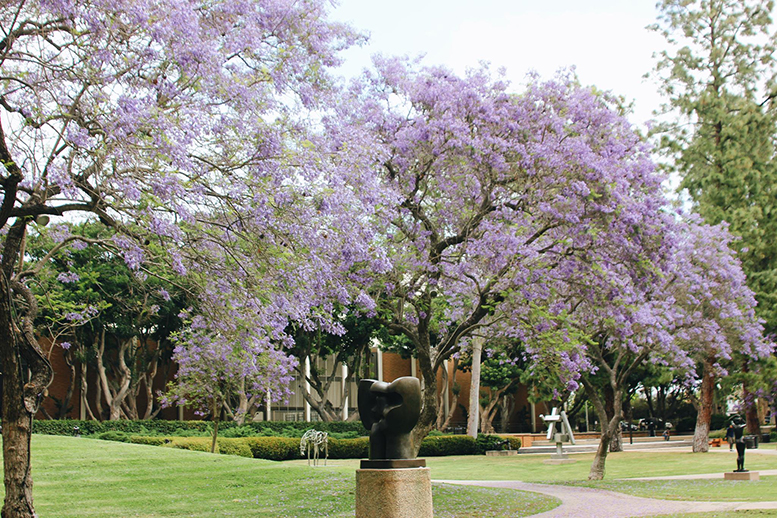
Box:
406 450 775 482
22 435 558 517
9 435 777 517
564 477 777 502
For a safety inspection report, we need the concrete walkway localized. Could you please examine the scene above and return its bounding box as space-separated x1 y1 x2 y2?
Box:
435 470 777 518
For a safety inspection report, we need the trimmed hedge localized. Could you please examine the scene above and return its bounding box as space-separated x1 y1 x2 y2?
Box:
242 437 300 461
419 435 476 456
129 436 168 446
31 419 367 438
328 437 369 459
124 433 519 460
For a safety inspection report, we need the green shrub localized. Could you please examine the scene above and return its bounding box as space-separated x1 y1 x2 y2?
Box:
474 434 507 454
219 426 256 438
95 431 131 443
130 436 169 446
708 429 727 439
327 437 368 459
504 436 522 450
328 430 362 440
243 437 300 461
710 414 728 430
217 439 253 458
419 435 477 456
30 419 367 438
171 437 212 453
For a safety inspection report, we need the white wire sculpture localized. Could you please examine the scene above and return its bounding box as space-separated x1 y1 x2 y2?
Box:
300 429 328 466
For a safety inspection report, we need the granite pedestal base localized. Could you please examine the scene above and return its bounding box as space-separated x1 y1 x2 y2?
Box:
485 450 518 456
544 454 576 465
724 471 760 481
355 467 433 518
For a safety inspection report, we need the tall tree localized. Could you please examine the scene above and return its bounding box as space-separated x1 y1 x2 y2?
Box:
333 61 677 450
554 215 771 479
651 0 777 335
0 0 359 514
651 0 777 435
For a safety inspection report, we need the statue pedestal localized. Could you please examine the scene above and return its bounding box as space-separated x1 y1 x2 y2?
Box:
355 466 433 518
724 471 760 481
485 449 518 456
544 453 576 465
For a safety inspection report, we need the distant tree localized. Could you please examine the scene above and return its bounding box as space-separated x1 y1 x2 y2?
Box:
650 1 777 303
30 222 188 421
288 311 383 422
458 341 526 433
650 1 777 433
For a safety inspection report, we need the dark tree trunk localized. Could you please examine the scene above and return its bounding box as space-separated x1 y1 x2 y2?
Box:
741 362 762 435
0 314 35 518
0 220 53 517
582 370 624 480
411 342 439 455
604 385 623 452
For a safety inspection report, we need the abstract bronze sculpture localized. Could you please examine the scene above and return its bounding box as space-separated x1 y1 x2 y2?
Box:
358 377 422 466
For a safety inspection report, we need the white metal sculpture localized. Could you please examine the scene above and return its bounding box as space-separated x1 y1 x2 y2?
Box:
300 429 328 466
540 407 576 460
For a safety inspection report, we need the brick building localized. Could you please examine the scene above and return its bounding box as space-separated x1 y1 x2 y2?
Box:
38 340 547 433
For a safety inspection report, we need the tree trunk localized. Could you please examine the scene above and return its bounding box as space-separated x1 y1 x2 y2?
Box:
589 418 620 480
582 374 623 481
499 394 514 433
436 358 460 431
411 346 439 455
692 357 715 453
57 350 77 419
467 337 483 438
644 386 655 418
604 386 623 453
742 363 762 435
0 220 53 517
79 360 97 420
97 333 133 420
210 398 220 454
0 327 35 517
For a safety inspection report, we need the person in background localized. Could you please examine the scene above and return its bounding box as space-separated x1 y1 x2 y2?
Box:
726 423 736 451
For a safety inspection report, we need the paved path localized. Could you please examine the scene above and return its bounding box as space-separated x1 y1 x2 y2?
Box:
435 473 777 518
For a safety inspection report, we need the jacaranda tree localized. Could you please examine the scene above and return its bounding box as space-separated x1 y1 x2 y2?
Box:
331 59 683 450
552 212 772 478
0 0 366 514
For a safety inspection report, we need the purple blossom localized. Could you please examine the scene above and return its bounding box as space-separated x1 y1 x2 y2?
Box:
57 271 80 283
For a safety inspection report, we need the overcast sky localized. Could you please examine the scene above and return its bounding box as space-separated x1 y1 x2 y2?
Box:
331 1 667 128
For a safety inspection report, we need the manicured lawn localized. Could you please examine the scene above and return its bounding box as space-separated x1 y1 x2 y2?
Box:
565 476 777 502
10 435 777 516
20 435 558 517
414 450 775 482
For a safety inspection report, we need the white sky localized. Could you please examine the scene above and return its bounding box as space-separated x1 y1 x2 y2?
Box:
331 0 667 128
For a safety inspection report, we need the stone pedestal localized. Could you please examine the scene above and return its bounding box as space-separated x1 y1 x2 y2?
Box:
355 467 433 518
544 457 577 465
544 452 576 465
485 449 518 456
724 471 760 481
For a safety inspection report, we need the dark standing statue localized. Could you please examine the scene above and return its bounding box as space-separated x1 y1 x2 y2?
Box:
358 377 422 466
733 417 747 472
